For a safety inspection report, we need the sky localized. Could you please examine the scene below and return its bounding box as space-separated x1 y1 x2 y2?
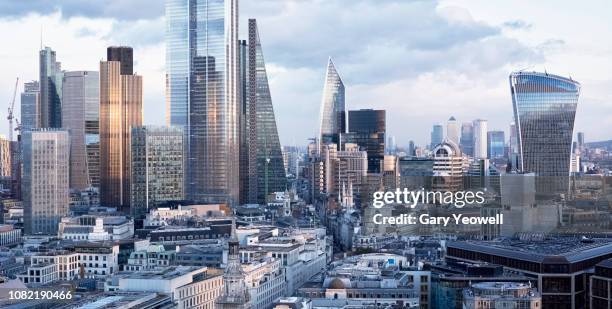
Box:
0 0 611 147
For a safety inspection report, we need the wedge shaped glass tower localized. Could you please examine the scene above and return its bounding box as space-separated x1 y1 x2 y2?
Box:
319 58 346 146
166 0 240 205
510 71 580 195
240 19 286 204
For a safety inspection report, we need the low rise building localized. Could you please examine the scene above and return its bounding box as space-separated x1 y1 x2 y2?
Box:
463 282 541 309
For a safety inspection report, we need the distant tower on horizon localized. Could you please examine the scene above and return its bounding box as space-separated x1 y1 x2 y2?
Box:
430 124 443 149
99 48 142 210
487 130 505 158
472 119 488 159
510 71 580 195
39 46 63 128
460 122 474 157
319 57 346 148
447 116 459 146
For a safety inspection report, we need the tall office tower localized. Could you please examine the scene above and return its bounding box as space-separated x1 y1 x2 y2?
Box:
21 81 40 131
344 109 385 173
99 53 143 210
216 224 251 309
577 132 585 150
239 19 287 204
460 122 474 156
166 0 240 205
472 119 488 159
430 124 443 149
22 129 70 235
487 131 505 158
107 46 133 75
319 57 346 147
447 116 459 146
510 71 580 195
131 126 184 220
39 47 63 128
62 71 100 190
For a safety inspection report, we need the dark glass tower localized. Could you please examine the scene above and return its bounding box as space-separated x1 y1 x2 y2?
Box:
344 109 386 173
107 46 133 75
239 19 286 204
510 71 580 195
39 47 63 128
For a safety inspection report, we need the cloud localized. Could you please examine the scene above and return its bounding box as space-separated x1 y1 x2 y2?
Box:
0 0 164 21
502 20 533 30
103 17 165 47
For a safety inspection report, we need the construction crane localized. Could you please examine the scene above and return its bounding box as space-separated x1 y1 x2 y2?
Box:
7 77 19 141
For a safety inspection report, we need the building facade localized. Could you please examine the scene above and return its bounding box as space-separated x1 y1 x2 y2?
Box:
20 81 40 131
319 58 345 147
344 109 385 173
166 0 240 205
99 51 143 209
130 126 184 220
240 19 287 204
62 70 100 190
487 130 505 159
510 71 580 195
22 129 70 235
39 47 63 128
472 119 487 159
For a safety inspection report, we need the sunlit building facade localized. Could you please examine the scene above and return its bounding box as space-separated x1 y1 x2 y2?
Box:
99 57 142 209
510 71 580 195
166 0 240 205
319 58 346 147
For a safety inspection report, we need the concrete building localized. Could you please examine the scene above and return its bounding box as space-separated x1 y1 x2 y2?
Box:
58 215 133 241
432 139 465 193
473 119 488 159
106 266 223 309
17 251 79 287
0 224 20 246
22 129 70 235
73 241 120 278
130 126 184 220
463 282 541 309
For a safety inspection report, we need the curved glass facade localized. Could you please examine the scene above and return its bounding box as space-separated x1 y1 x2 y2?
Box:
166 0 239 205
319 58 345 145
510 71 580 194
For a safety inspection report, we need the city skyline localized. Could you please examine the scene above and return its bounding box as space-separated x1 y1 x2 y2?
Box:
0 0 611 147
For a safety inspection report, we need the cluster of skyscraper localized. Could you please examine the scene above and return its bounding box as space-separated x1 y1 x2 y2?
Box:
15 2 287 239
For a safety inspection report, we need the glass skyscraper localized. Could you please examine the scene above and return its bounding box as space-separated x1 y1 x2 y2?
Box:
510 71 580 194
487 130 505 158
430 124 443 149
344 109 386 173
319 57 345 146
39 47 63 128
460 122 474 157
472 119 488 159
20 81 40 131
166 0 240 205
239 19 286 204
62 71 100 190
